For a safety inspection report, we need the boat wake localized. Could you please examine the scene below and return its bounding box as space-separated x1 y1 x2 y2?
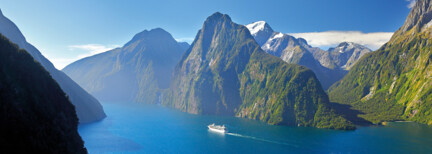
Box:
225 133 298 147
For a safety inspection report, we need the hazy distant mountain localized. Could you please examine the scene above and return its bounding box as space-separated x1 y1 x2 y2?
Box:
329 0 432 125
0 9 105 123
0 34 86 153
246 21 371 89
63 28 188 104
163 12 354 129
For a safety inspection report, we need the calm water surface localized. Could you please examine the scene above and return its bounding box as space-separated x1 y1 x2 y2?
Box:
79 102 432 153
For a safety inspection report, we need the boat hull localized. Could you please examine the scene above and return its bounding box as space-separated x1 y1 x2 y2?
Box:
208 126 226 133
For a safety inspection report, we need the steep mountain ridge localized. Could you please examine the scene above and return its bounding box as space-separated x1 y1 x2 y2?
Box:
163 12 354 129
0 9 106 123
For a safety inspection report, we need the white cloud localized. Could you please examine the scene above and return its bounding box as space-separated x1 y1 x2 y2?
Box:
68 44 120 62
406 0 416 9
50 44 120 69
175 37 194 43
68 44 119 58
289 31 394 50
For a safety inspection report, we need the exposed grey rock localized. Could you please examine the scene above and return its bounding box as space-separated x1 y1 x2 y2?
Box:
246 21 372 89
328 42 372 70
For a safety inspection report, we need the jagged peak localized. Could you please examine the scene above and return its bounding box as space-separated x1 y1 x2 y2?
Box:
205 12 232 23
246 21 274 36
337 42 367 48
329 42 370 53
199 12 235 35
246 21 267 30
338 42 355 47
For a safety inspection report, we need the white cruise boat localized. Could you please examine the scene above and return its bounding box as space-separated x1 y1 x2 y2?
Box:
208 123 227 133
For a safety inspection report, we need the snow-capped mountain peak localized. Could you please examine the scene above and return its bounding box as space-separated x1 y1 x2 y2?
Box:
246 21 267 35
332 42 365 53
246 21 274 46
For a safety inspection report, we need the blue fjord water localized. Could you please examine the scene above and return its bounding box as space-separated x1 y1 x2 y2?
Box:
79 102 432 153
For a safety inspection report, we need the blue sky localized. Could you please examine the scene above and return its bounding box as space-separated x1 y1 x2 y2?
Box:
0 0 414 69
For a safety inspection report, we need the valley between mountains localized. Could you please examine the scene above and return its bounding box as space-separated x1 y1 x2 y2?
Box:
63 0 432 129
1 0 432 152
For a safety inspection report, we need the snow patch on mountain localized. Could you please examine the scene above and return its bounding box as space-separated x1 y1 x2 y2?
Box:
273 32 284 39
246 21 275 46
246 21 267 36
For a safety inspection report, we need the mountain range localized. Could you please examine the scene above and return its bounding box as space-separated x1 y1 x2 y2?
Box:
17 0 432 130
1 0 432 152
63 12 354 129
329 0 432 125
246 21 372 89
161 12 354 129
0 9 106 123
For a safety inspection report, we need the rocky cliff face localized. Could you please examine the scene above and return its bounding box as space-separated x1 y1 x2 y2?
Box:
398 0 432 35
0 9 106 123
163 12 354 129
0 34 86 153
246 22 372 89
63 28 187 104
329 0 432 125
327 42 372 70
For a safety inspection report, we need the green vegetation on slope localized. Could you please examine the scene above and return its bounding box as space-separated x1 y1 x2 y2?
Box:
0 34 86 153
239 51 353 129
163 12 354 130
329 4 432 124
